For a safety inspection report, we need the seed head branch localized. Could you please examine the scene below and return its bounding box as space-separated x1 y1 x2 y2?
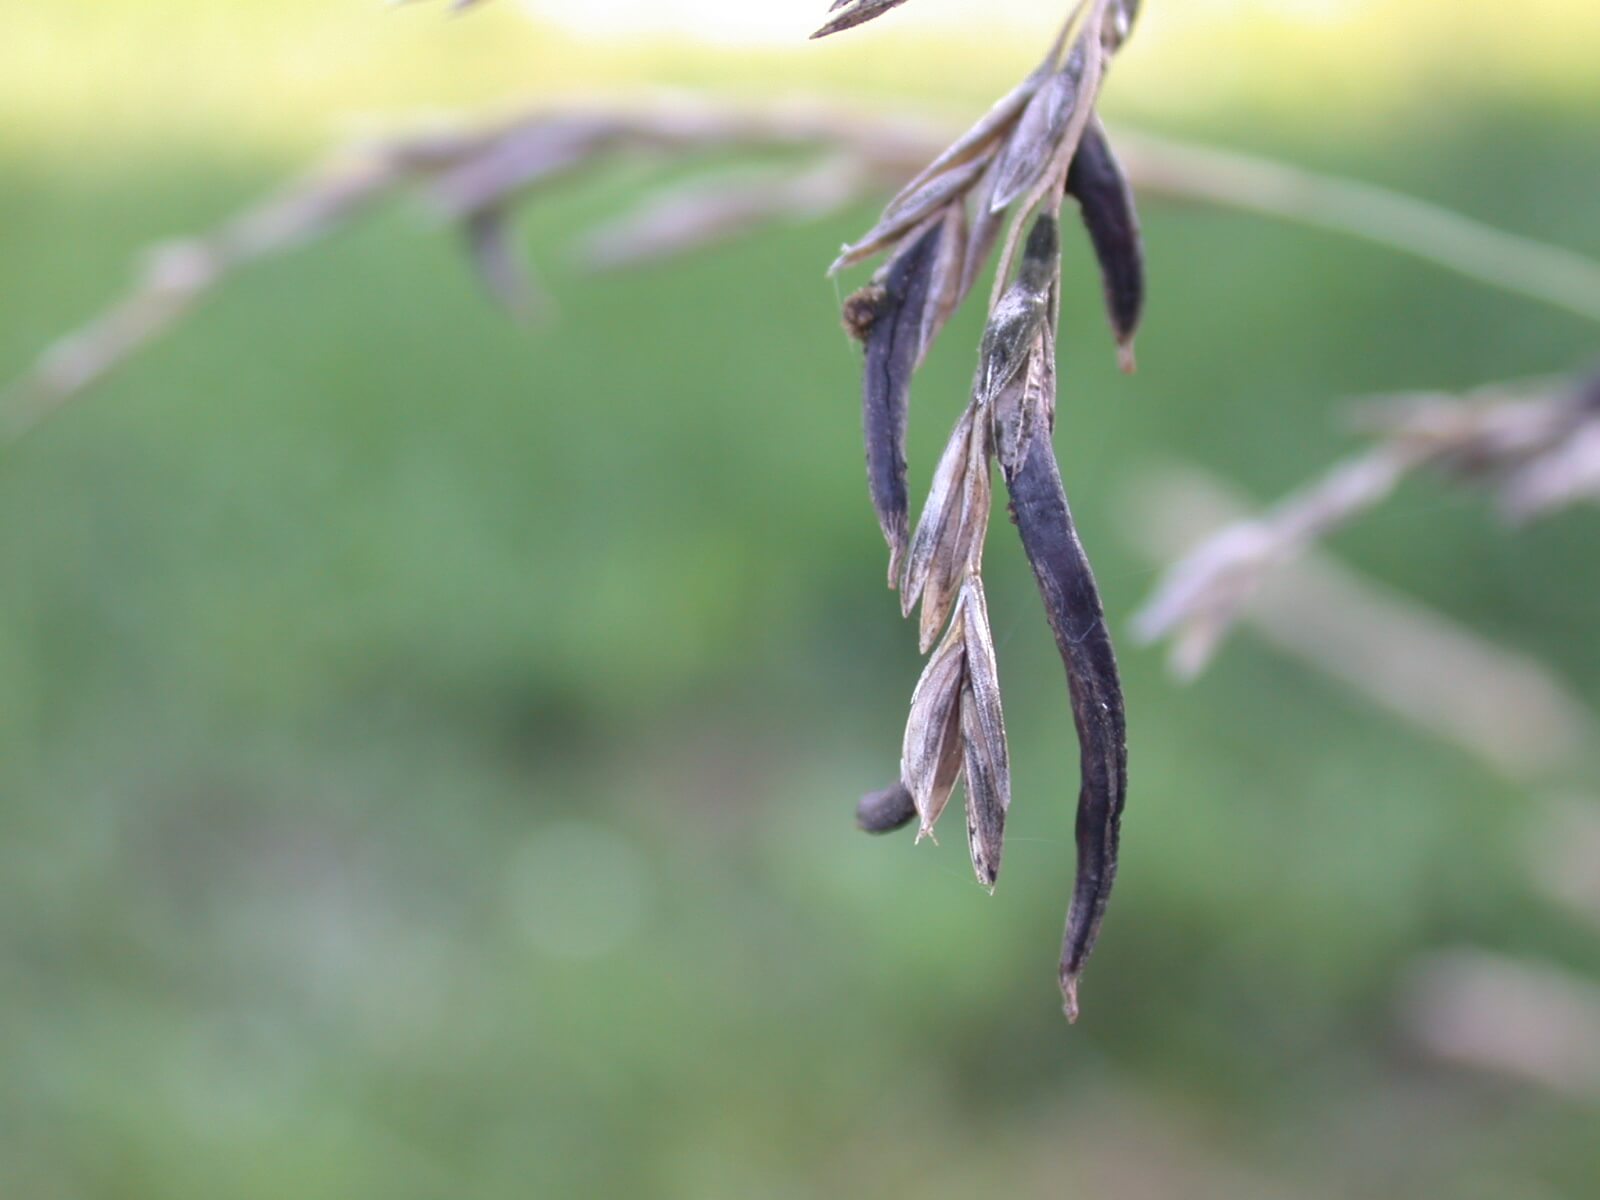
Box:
840 0 1138 1019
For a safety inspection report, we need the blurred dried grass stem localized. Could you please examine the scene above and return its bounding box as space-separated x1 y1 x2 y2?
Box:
1115 131 1600 325
1523 795 1600 929
1400 950 1600 1101
10 99 1600 443
1133 373 1600 680
1125 465 1592 777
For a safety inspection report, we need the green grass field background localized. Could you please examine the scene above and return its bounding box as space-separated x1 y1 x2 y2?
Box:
3 3 1599 1196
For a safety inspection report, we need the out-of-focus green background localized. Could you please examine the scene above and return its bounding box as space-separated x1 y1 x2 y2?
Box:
4 2 1599 1196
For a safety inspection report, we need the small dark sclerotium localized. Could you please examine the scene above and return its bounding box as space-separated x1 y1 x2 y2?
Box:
857 224 945 583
